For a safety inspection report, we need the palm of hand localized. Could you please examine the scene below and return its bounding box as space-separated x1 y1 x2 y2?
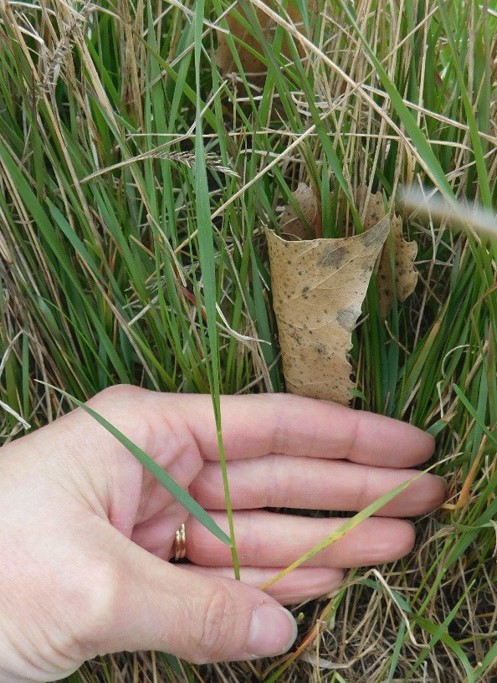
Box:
0 387 445 682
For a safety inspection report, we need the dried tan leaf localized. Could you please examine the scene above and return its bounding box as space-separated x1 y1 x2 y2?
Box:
355 185 386 231
377 215 418 317
279 182 321 240
356 185 419 316
266 217 390 404
216 1 307 82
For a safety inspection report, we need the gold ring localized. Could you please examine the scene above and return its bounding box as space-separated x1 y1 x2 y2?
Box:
173 523 187 561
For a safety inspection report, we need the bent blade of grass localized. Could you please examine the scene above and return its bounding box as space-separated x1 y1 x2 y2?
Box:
409 588 476 681
40 383 231 546
454 384 497 450
0 399 31 430
259 470 425 590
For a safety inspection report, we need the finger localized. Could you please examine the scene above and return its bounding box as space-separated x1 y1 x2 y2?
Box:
82 527 298 664
183 566 344 605
130 503 186 557
170 393 434 467
72 387 433 469
190 457 446 516
186 512 416 569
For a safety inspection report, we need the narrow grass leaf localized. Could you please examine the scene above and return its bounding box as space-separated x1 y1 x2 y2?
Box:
41 384 231 545
336 0 455 200
409 591 475 681
193 0 240 575
454 384 497 449
259 471 424 590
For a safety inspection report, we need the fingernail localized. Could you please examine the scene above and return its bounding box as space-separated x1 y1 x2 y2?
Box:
247 604 297 657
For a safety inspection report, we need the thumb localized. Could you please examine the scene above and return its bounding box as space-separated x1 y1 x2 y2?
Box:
85 535 298 664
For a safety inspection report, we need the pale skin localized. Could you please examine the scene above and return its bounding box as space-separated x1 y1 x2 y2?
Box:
0 386 446 682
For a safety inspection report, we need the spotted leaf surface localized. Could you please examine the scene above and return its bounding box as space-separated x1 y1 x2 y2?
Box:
266 217 389 404
356 186 418 316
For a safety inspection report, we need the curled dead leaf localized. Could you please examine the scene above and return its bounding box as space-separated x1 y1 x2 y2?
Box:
279 182 321 240
266 217 390 405
355 185 385 231
377 214 418 317
216 1 309 83
356 185 419 317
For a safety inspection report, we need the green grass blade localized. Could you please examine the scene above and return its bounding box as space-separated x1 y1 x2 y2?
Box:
259 470 425 590
193 0 240 576
409 593 475 681
43 384 231 546
435 0 492 207
336 0 455 199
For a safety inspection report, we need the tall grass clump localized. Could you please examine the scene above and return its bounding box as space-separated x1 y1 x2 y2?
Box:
1 0 496 681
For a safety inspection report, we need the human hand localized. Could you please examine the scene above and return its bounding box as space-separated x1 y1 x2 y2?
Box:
0 386 445 681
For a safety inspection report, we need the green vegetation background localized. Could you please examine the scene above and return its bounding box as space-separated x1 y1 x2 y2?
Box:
1 1 497 681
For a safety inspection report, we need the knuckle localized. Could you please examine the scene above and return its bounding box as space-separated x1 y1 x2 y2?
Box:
85 385 152 445
65 556 123 658
271 408 290 455
356 467 371 509
90 383 145 408
190 587 238 663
